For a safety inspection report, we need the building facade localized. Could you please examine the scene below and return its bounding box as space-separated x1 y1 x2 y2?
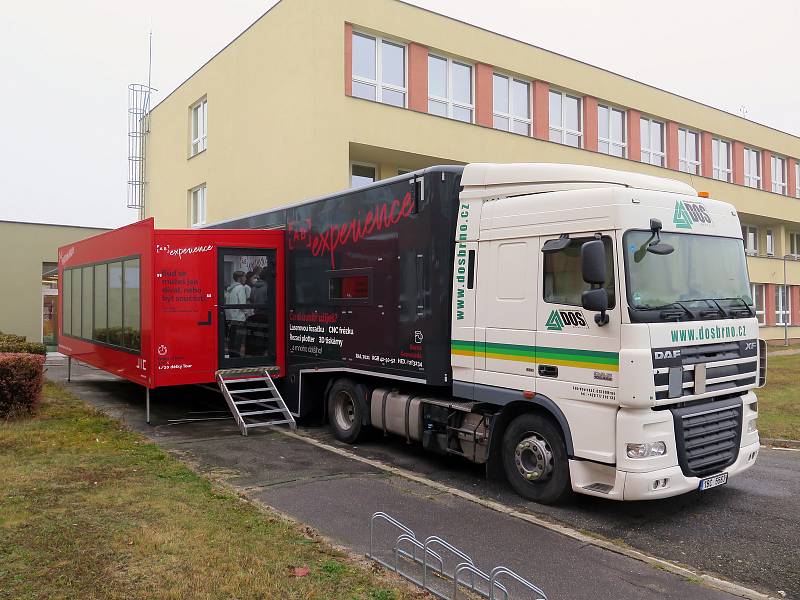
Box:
0 221 109 350
142 0 800 340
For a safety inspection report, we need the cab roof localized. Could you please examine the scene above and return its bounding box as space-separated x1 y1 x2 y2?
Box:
462 163 698 196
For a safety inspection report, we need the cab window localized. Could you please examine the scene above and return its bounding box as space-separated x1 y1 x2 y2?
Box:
543 236 615 308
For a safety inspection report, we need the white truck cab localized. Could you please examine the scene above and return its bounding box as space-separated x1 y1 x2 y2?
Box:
451 163 763 502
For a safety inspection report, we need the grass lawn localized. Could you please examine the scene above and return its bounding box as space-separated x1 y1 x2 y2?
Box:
0 381 418 600
756 354 800 441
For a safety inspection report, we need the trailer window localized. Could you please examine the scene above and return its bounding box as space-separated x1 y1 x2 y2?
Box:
93 264 108 342
543 236 615 308
71 268 82 339
123 259 141 351
329 274 369 300
108 262 123 346
81 266 93 339
62 269 72 336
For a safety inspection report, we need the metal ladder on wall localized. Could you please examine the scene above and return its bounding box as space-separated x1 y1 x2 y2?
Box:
215 367 296 436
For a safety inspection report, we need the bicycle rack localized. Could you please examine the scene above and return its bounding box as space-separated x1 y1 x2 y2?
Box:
366 511 547 600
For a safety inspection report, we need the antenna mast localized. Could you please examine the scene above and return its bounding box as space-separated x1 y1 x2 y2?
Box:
127 30 156 218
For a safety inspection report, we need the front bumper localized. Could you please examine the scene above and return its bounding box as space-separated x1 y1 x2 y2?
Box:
569 439 760 501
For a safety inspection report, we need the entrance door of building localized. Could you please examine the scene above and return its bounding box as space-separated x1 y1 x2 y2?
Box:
217 248 277 369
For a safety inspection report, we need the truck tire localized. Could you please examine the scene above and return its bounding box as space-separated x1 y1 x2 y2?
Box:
327 378 367 444
501 413 572 505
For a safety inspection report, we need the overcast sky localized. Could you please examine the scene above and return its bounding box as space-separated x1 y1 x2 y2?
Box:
2 0 798 229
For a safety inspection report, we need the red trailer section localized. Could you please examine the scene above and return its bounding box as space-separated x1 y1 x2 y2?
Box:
57 218 285 389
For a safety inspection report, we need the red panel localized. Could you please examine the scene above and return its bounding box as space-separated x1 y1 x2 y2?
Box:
58 220 286 389
582 96 598 152
788 158 797 198
701 132 713 178
408 42 428 112
627 109 641 162
666 122 679 170
475 63 493 128
761 150 772 193
732 141 745 185
532 81 549 140
764 283 777 326
344 23 353 97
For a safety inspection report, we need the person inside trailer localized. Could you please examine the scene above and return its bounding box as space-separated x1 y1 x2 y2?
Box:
225 271 248 357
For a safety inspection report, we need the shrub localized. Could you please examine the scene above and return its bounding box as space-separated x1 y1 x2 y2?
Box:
0 353 45 419
0 340 47 355
0 333 26 344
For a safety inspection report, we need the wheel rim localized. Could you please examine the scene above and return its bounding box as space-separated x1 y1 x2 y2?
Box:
332 390 356 432
514 433 554 482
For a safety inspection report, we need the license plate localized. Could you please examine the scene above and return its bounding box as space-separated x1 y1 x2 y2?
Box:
699 472 728 491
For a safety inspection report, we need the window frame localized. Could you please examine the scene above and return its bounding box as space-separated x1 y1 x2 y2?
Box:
597 103 627 157
548 89 583 148
60 255 142 355
744 147 761 189
427 53 474 123
542 235 616 309
640 116 666 166
776 284 791 326
750 283 765 325
491 72 532 136
350 161 378 188
351 31 407 108
796 162 800 199
327 268 374 306
742 224 758 255
771 155 787 195
678 127 702 174
766 229 774 257
190 184 207 227
790 231 800 257
190 98 207 157
711 138 732 182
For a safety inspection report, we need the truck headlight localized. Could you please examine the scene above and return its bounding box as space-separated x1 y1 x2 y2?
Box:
748 419 758 434
626 441 667 459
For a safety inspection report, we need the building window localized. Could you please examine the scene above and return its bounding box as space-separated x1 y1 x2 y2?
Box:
766 229 774 256
796 162 800 199
790 232 800 257
428 55 473 123
351 32 406 107
712 138 732 182
492 73 531 135
742 225 758 255
190 184 207 227
548 90 582 147
744 147 761 189
640 117 665 166
678 128 701 174
776 285 791 326
350 162 376 188
751 283 765 325
771 155 787 194
190 98 207 156
597 104 626 157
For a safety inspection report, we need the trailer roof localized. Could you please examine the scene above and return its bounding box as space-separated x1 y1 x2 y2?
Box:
461 163 697 196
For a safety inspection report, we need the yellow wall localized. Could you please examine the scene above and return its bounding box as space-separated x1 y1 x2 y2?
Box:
143 0 800 337
0 221 109 344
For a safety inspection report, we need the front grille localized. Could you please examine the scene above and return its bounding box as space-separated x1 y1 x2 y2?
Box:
652 340 758 401
670 397 743 477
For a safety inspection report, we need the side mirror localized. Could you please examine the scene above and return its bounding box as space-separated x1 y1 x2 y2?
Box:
581 239 606 285
582 289 610 326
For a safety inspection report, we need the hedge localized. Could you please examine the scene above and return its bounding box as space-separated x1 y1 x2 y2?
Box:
0 353 45 419
0 332 26 344
0 340 47 355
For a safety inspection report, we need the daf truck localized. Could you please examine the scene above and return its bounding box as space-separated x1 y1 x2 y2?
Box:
205 162 765 504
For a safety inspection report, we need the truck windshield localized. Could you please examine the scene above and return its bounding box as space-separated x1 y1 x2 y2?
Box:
624 230 753 322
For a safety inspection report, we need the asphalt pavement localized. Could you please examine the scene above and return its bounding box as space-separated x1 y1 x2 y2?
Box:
47 360 798 599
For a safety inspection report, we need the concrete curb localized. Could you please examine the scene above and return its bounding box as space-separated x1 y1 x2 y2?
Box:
762 438 800 449
277 427 777 600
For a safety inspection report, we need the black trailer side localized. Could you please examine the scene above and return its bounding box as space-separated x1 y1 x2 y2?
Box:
208 166 464 415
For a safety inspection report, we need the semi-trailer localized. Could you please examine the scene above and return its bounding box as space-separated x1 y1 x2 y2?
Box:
60 162 765 504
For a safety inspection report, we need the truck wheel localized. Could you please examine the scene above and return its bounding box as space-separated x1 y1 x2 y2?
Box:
327 378 367 444
501 413 572 505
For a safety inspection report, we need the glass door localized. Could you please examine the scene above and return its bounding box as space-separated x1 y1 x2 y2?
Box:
217 248 277 369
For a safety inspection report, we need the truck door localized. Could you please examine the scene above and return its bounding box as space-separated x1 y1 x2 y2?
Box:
217 248 278 369
535 232 621 460
475 237 539 384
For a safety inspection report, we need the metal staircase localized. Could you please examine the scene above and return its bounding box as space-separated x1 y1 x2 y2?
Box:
215 367 296 436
